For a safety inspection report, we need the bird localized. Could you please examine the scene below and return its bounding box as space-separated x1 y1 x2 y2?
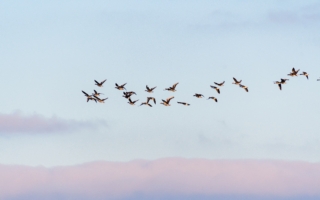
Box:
193 93 204 98
122 91 136 99
210 85 220 94
300 71 309 79
115 83 127 90
128 98 139 105
232 77 242 85
82 91 97 103
288 68 300 77
177 102 190 106
274 79 289 90
139 102 152 107
214 81 225 86
145 85 157 93
207 97 218 102
94 96 108 103
92 90 103 97
161 96 174 106
239 84 249 92
164 82 179 92
95 79 107 87
147 97 156 105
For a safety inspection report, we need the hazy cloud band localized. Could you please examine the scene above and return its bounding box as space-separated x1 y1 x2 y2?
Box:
1 158 320 199
0 113 107 133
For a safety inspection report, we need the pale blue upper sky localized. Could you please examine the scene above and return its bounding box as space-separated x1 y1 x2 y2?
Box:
1 0 320 167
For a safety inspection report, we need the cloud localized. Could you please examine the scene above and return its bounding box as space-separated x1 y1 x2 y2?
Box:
0 112 107 134
1 158 320 199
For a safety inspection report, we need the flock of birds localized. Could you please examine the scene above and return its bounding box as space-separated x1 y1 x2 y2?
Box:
82 68 320 107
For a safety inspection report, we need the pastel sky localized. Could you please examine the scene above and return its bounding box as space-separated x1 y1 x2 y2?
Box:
1 0 320 199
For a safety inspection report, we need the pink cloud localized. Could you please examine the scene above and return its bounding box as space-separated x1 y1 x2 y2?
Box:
1 158 320 199
0 112 106 133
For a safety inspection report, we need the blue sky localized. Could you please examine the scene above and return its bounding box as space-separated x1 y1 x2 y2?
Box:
1 0 320 167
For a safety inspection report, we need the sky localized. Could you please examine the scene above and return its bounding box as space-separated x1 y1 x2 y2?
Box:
1 0 320 199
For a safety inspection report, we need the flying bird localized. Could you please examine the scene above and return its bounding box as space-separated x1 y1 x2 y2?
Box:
92 90 103 97
288 68 300 77
164 82 179 92
122 91 136 99
300 72 309 79
94 96 108 103
161 96 174 106
147 97 156 105
232 77 242 85
145 85 157 93
95 79 107 87
214 81 225 86
128 98 139 105
115 83 127 90
239 84 249 92
139 102 152 107
82 91 97 103
274 79 289 90
177 102 190 106
207 97 218 102
210 85 220 94
193 93 204 98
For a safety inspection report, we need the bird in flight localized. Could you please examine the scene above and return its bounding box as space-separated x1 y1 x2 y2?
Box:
95 79 107 87
122 91 136 99
161 96 174 106
274 78 289 90
94 96 108 103
193 93 204 98
232 77 242 85
214 81 225 87
164 82 179 92
128 98 139 105
239 84 249 92
300 71 309 79
210 85 220 94
207 96 218 102
288 68 300 77
145 85 157 93
115 83 127 90
82 91 97 103
92 90 103 97
147 97 156 105
177 102 190 106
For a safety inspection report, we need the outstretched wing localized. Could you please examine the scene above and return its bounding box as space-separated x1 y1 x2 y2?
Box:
233 77 238 82
82 91 89 96
172 82 179 89
166 96 174 103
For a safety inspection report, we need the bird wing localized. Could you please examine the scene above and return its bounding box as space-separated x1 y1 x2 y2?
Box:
94 80 99 84
172 82 179 88
151 86 157 90
278 84 282 90
233 77 238 82
146 85 150 90
245 88 248 92
217 88 220 94
121 83 127 87
101 79 107 84
82 91 89 96
115 83 119 86
167 96 174 103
